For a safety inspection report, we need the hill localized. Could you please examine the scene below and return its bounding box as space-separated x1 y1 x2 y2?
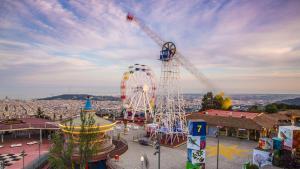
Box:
38 94 120 101
276 97 300 106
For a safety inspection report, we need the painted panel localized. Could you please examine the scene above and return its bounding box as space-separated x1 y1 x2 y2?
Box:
278 126 293 149
253 149 272 167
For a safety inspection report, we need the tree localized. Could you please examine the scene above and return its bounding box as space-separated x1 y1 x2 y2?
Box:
213 94 224 109
36 107 44 118
49 109 100 169
201 92 215 111
265 104 278 114
273 103 287 110
78 111 100 169
222 97 232 110
248 105 263 113
201 92 232 111
48 120 74 169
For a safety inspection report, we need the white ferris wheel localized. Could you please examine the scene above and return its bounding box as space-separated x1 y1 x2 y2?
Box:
121 64 156 122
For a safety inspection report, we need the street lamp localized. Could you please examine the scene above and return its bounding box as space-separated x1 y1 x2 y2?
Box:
216 126 222 169
140 155 144 169
21 150 25 169
153 132 161 169
38 141 41 167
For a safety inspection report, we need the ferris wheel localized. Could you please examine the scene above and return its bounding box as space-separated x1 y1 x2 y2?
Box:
121 64 156 122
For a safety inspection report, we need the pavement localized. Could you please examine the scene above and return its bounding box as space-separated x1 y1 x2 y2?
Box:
0 136 50 169
114 124 282 169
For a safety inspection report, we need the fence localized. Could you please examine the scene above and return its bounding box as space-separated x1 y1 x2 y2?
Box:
25 153 49 169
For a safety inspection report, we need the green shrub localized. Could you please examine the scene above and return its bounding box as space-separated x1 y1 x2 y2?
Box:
248 164 259 169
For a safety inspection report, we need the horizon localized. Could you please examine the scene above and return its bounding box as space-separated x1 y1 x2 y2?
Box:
2 92 300 100
1 0 300 98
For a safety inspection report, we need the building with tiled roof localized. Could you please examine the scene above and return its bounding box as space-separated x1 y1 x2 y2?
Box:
187 109 291 140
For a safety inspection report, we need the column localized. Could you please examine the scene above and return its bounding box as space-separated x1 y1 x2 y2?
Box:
247 130 250 140
1 133 3 143
254 130 257 140
225 128 228 136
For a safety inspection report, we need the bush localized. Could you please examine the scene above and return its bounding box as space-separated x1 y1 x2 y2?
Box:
248 164 259 169
265 104 278 113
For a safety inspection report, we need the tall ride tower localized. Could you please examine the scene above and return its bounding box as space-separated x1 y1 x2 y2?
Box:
126 12 216 145
155 42 186 144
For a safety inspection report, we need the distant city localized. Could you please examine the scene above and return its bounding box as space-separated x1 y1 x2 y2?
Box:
1 93 299 121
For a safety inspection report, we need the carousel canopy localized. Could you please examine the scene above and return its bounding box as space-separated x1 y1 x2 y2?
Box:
60 96 115 131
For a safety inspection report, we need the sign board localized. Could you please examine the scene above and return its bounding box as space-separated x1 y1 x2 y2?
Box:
187 120 206 169
253 148 272 167
278 126 300 150
258 138 273 150
187 149 206 164
293 130 300 149
188 120 206 136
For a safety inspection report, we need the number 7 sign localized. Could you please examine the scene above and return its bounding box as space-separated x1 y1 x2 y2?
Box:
188 120 206 136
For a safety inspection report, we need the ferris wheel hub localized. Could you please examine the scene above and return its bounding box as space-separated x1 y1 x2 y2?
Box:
143 84 149 92
160 42 176 62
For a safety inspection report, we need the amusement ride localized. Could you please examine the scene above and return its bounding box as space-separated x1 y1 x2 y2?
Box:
121 64 156 122
125 12 215 145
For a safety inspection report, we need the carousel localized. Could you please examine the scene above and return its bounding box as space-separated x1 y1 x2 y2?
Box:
59 96 117 168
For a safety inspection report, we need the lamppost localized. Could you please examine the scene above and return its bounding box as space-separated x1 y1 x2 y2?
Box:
216 126 222 169
38 141 41 167
21 150 25 169
154 132 161 169
140 155 144 169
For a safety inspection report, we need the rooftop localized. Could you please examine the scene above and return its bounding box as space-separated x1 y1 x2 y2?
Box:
201 109 259 119
189 109 291 130
0 117 58 132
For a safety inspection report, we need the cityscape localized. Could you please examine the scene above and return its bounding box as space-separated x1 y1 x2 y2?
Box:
1 0 300 169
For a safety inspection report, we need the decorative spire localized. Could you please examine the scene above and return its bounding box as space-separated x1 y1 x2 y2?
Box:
84 96 93 111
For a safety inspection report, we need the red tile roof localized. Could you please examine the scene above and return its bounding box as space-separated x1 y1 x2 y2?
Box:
201 109 259 119
188 109 289 130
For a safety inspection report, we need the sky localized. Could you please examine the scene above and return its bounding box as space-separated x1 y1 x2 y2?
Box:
0 0 300 99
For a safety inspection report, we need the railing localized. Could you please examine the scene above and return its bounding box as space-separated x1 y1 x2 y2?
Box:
25 153 49 169
109 137 128 158
106 157 125 169
106 137 129 169
0 123 59 131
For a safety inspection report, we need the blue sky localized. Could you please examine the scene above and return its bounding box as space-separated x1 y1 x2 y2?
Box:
0 0 300 99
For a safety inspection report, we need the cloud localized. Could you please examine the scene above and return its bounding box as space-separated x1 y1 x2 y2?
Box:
0 0 300 98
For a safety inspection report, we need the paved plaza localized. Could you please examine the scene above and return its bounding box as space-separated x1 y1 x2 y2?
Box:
0 137 50 169
115 124 281 169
